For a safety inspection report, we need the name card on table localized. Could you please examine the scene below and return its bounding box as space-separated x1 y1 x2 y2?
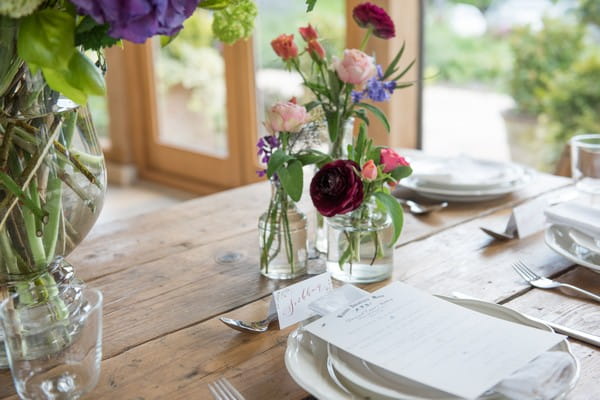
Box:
271 272 333 329
305 281 564 399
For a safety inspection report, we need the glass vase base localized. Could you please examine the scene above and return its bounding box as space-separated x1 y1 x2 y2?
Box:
326 261 392 283
261 264 307 280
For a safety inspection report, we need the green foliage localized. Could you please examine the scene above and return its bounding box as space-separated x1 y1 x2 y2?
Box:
543 54 600 146
212 0 257 44
306 0 318 12
579 0 600 26
508 19 584 115
373 191 403 247
75 17 119 51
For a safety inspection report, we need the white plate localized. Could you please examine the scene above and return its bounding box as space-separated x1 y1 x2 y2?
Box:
399 168 534 203
285 297 579 400
545 224 600 273
412 158 524 191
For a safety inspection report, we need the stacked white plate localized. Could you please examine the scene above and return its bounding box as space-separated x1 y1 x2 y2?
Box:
546 225 600 273
399 156 533 202
285 297 579 400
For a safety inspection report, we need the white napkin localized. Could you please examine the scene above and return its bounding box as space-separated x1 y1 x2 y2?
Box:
492 351 574 400
544 201 600 238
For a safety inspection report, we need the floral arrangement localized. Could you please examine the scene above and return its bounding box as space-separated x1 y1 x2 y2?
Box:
0 0 259 105
269 1 414 157
310 125 412 267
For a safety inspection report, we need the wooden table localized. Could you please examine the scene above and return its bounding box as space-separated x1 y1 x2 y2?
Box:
1 173 599 399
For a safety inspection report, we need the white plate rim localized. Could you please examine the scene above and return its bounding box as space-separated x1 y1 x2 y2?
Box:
545 224 600 273
285 296 580 400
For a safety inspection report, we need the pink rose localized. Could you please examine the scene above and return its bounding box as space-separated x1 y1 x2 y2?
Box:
299 24 318 41
333 49 376 85
380 148 409 173
265 101 309 133
362 160 377 181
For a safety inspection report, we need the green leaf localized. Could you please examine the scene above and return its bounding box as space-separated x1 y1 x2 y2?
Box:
352 109 370 127
0 172 48 222
42 68 87 105
75 17 119 50
390 165 413 181
390 59 416 82
296 150 331 166
18 9 75 70
266 150 292 179
357 102 390 133
200 0 232 10
278 159 303 202
306 0 318 12
373 192 404 247
303 100 320 112
68 51 106 96
367 146 383 164
383 41 406 79
354 123 368 164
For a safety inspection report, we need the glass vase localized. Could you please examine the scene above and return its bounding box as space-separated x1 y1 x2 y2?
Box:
258 180 308 280
0 18 106 368
313 118 355 255
326 198 394 283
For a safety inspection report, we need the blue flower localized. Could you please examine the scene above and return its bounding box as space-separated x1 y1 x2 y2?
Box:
351 90 365 103
256 135 280 177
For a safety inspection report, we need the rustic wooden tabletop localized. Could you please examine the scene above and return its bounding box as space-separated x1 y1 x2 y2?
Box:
1 172 598 400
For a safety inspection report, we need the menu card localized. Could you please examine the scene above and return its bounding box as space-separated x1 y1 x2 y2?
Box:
304 282 564 399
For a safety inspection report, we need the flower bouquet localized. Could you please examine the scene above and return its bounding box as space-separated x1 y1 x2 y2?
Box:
310 125 412 283
270 1 414 158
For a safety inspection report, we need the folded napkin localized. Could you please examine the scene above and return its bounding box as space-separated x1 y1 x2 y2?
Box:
544 201 600 238
492 351 574 400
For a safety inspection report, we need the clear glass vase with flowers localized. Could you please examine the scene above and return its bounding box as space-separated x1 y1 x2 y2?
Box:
310 125 412 283
257 99 330 279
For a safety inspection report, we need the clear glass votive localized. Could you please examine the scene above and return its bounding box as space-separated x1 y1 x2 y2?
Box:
571 134 600 198
0 285 103 400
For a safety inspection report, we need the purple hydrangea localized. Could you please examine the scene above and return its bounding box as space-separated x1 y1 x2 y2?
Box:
71 0 201 43
256 135 280 177
352 65 396 103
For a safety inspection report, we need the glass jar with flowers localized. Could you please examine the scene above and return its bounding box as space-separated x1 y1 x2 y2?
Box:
257 99 330 279
310 125 412 283
268 2 415 256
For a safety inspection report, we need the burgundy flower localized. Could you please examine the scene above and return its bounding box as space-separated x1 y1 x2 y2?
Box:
352 2 395 39
310 160 364 217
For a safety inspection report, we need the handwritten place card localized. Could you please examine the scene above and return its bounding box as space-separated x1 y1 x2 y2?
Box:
305 282 564 399
272 272 333 329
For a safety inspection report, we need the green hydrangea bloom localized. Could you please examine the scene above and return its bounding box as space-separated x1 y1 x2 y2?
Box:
0 0 44 18
212 0 258 45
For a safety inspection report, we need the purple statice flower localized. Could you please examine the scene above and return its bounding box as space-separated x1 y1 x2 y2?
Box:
256 135 280 177
351 90 365 103
70 0 201 43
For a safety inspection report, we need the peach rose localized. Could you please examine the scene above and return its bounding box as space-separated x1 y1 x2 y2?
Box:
362 160 378 181
271 34 298 61
307 40 326 60
333 49 376 85
299 24 318 41
265 101 309 133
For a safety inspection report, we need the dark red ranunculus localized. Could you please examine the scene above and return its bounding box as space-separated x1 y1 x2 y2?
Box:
310 160 364 217
352 2 395 40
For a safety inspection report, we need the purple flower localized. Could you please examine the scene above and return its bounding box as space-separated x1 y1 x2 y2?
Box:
351 90 365 103
256 135 280 177
70 0 201 43
352 65 396 103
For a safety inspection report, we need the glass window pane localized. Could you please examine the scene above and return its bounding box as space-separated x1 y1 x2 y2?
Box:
422 0 599 172
154 10 228 158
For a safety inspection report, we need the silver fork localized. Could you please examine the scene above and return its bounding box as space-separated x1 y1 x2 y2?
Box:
208 377 246 400
512 261 600 303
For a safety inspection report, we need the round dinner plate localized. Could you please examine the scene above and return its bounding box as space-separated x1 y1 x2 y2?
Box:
284 297 579 400
399 164 534 203
545 224 600 273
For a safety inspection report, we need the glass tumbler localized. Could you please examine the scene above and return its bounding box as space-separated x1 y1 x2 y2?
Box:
0 285 103 400
571 134 600 198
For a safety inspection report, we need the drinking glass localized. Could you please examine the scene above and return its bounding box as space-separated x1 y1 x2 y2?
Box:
571 134 600 198
0 285 103 400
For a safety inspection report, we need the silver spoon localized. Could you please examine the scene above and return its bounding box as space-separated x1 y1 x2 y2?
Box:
397 198 448 215
219 312 278 333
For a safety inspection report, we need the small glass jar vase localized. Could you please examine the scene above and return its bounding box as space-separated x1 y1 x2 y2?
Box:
326 198 394 283
258 180 308 279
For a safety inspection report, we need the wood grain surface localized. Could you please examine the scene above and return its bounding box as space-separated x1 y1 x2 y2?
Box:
1 174 598 400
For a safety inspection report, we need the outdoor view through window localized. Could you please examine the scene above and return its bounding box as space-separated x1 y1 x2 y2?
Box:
423 0 600 172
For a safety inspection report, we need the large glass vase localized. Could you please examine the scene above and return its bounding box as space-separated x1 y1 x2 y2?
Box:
0 18 107 368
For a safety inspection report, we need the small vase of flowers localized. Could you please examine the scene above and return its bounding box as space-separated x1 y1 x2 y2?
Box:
310 126 412 283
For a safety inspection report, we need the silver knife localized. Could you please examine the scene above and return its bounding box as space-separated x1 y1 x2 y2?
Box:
452 292 600 348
